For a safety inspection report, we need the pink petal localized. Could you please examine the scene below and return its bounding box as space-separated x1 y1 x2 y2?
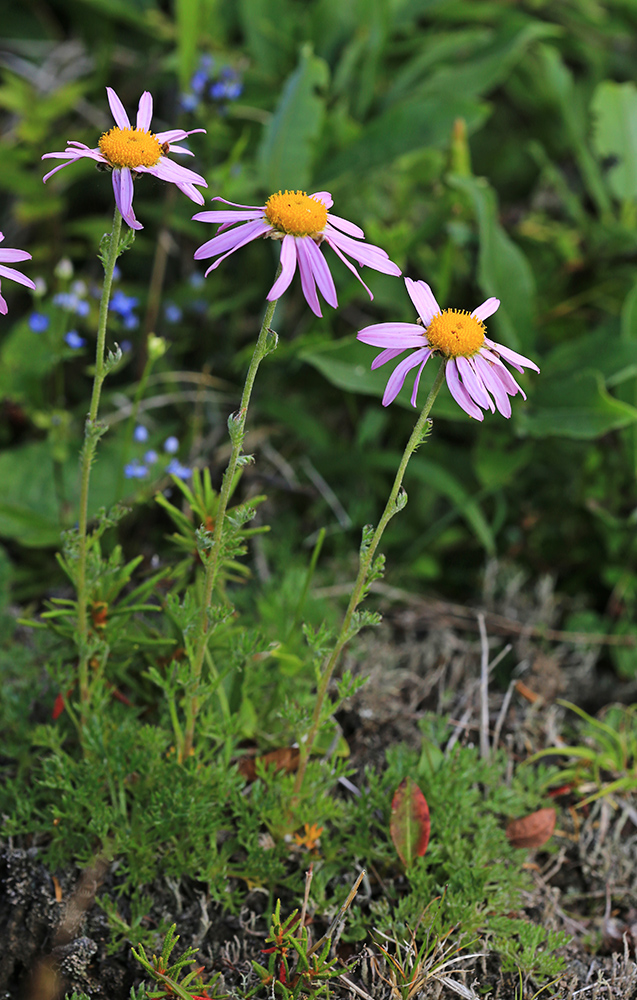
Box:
268 235 297 300
113 169 142 230
192 209 264 224
474 355 513 416
106 87 131 130
0 248 32 263
193 219 268 260
324 238 374 300
302 237 338 308
405 278 441 327
457 356 493 412
136 91 153 131
382 349 431 407
410 349 433 407
486 339 540 373
472 297 500 322
325 215 364 238
295 238 322 316
327 230 401 275
0 291 7 315
0 264 35 289
176 182 205 205
370 347 406 370
211 195 264 210
445 359 484 420
357 322 426 349
310 191 333 208
144 159 207 187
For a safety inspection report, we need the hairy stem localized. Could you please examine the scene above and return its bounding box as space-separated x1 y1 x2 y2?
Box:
293 360 447 797
75 207 123 721
182 278 280 759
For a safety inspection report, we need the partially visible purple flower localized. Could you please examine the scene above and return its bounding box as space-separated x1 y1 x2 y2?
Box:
357 278 539 420
29 312 50 333
64 330 86 349
167 458 192 479
42 87 207 231
163 435 179 454
0 233 36 315
133 424 149 442
193 189 401 318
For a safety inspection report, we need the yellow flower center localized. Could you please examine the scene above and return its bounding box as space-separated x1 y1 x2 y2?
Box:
264 190 328 237
426 309 485 358
98 127 163 169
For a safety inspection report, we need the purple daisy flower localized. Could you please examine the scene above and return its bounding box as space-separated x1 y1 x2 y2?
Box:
42 87 207 231
192 189 401 317
0 233 36 315
357 278 539 420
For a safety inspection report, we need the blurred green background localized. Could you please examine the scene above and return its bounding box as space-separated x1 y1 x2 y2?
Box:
2 0 637 673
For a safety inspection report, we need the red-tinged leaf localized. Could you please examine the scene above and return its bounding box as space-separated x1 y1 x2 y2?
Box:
52 688 73 720
506 807 556 848
237 747 300 783
390 777 430 868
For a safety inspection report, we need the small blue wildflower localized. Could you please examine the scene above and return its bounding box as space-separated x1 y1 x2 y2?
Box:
180 93 199 112
166 458 192 480
124 460 148 479
144 450 158 464
64 330 86 349
74 299 90 318
189 271 205 289
133 424 149 443
110 290 139 316
112 264 121 281
123 313 139 330
164 436 179 455
164 302 182 324
209 81 228 101
191 69 209 95
120 339 133 354
29 312 50 333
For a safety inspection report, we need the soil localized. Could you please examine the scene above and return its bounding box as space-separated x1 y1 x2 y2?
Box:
2 574 637 1000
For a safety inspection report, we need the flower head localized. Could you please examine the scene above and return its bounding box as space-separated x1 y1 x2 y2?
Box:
193 189 401 317
42 88 207 231
357 278 539 420
0 233 36 315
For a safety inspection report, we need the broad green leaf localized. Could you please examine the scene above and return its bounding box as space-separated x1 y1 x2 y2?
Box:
544 329 637 386
449 174 536 352
316 94 488 184
519 371 637 439
258 44 329 191
238 0 295 77
0 318 59 410
301 337 460 418
591 81 637 202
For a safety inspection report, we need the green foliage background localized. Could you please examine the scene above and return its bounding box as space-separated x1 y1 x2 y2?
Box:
3 0 637 643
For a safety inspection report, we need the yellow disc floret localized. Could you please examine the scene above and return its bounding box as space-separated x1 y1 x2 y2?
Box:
264 190 328 237
98 127 163 169
426 309 485 358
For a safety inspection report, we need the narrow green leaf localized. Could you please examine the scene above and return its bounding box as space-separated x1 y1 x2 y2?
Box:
258 44 329 192
591 81 637 202
450 174 536 352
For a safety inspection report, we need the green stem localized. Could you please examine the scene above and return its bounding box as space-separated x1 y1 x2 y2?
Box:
293 360 447 798
75 207 123 722
182 276 281 760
